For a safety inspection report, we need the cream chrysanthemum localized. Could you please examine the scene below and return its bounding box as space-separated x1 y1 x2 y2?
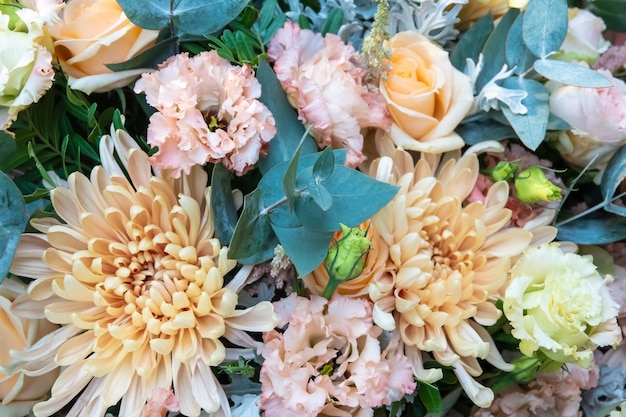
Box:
368 148 534 407
5 128 277 417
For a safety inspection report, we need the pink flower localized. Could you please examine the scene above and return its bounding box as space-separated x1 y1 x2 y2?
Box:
260 294 415 417
548 69 626 172
134 51 276 177
268 22 391 167
473 364 599 417
141 387 180 417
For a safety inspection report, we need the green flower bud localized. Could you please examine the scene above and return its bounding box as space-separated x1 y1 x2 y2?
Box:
322 224 371 299
514 166 562 204
489 160 521 182
325 224 371 281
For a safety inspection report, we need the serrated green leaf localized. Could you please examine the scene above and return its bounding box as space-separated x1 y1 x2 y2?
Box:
475 8 520 91
322 8 344 35
228 188 278 264
450 12 494 71
312 146 334 182
501 77 549 150
293 165 399 232
271 224 333 276
533 59 611 87
210 164 238 245
418 382 442 417
506 13 537 75
601 144 626 205
256 60 317 174
117 0 247 36
307 181 333 211
556 216 626 244
522 0 568 58
0 171 27 282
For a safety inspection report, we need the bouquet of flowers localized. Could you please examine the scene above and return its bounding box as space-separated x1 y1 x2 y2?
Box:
3 0 626 416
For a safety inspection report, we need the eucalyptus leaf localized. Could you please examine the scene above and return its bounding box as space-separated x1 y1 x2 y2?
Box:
456 118 516 145
255 60 317 174
522 0 568 58
272 224 334 276
533 59 611 87
117 0 247 36
210 164 238 245
501 77 549 150
601 144 626 204
475 8 520 91
228 188 278 264
506 13 537 75
0 171 27 282
312 146 334 182
307 181 333 211
450 12 494 71
556 216 626 244
283 134 306 212
293 165 399 232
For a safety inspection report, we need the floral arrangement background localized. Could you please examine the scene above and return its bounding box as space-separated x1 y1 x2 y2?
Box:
2 0 626 416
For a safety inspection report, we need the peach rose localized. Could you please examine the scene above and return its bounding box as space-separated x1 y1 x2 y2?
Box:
457 0 510 29
381 31 473 153
0 278 58 417
48 0 159 94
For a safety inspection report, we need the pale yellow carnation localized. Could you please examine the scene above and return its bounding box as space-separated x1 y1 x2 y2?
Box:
504 243 622 367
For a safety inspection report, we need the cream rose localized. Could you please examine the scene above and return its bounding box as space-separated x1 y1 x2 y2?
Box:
0 5 55 130
48 0 159 94
381 31 473 153
560 8 610 62
503 243 622 367
548 69 626 173
457 0 510 29
0 278 59 417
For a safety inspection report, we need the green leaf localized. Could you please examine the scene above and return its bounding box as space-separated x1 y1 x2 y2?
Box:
501 77 549 150
522 0 568 58
506 13 537 75
456 118 516 145
272 224 334 276
228 188 279 264
475 8 520 91
117 0 247 36
601 144 626 205
0 171 27 282
312 146 334 182
294 165 399 232
418 382 442 417
307 181 333 211
587 0 626 32
258 0 278 32
533 59 611 87
105 37 178 71
283 134 310 212
0 131 16 169
556 216 626 244
210 164 238 245
450 12 494 71
256 60 317 174
321 8 344 35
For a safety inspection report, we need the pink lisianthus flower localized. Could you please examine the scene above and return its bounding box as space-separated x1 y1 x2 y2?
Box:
268 22 391 167
260 294 415 417
473 364 599 417
134 51 276 177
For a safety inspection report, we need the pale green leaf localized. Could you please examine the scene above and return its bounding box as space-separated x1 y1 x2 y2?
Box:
533 59 611 87
0 172 27 282
522 0 568 58
501 77 549 150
